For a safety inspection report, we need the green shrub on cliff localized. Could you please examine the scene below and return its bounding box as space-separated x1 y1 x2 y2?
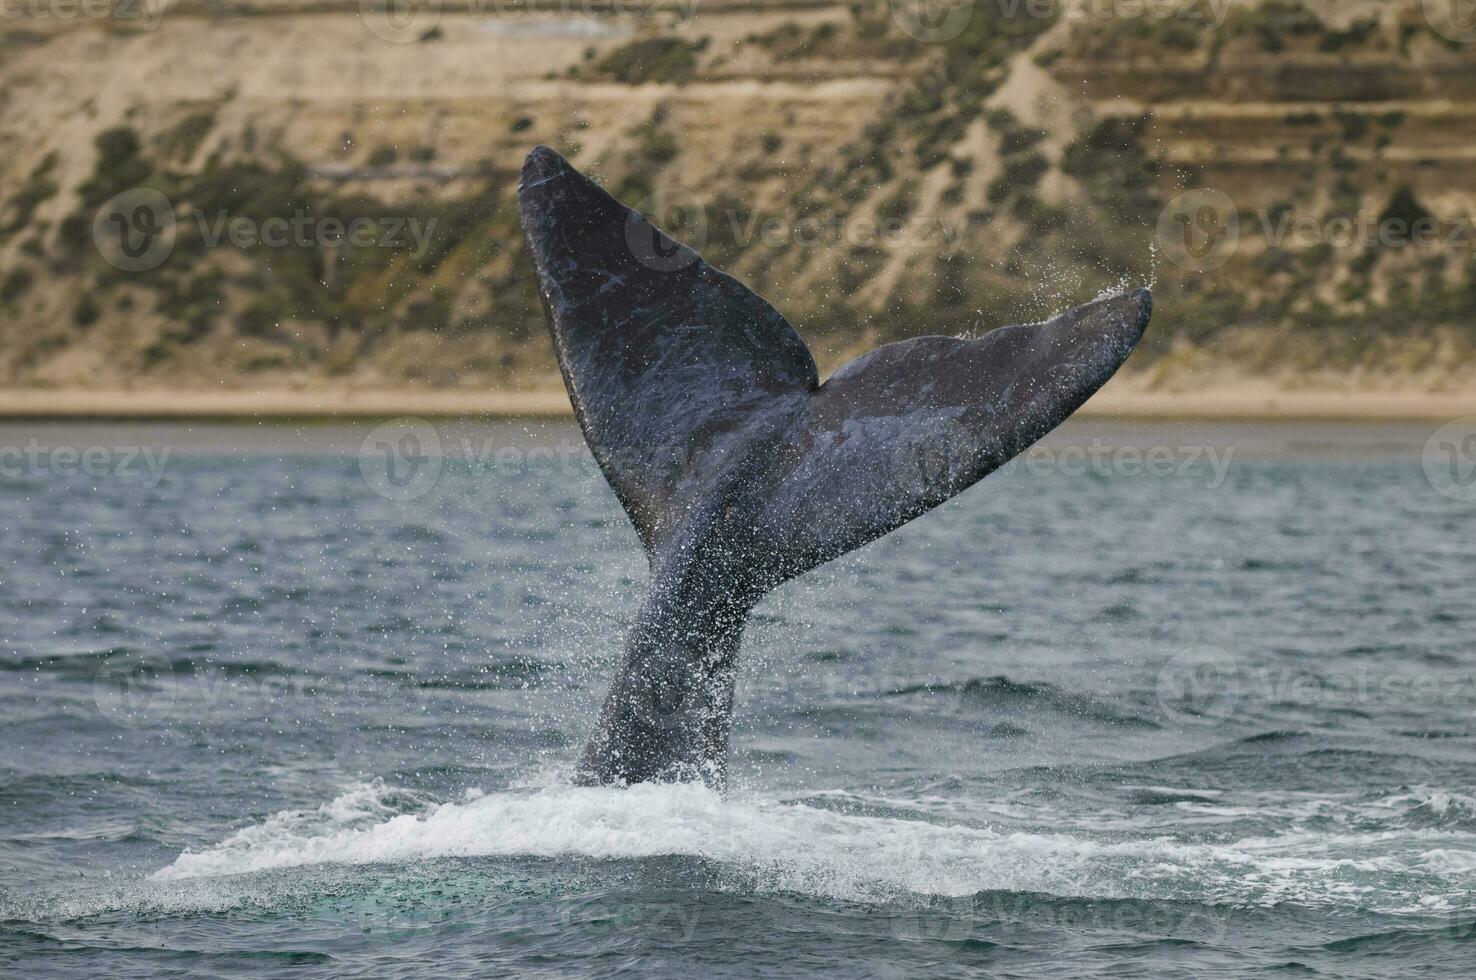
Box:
78 127 152 208
1 266 33 303
0 152 58 241
1227 0 1324 53
594 37 709 85
1379 186 1433 247
1061 115 1161 226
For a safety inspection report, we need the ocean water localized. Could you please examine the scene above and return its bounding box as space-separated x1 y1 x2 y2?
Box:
2 419 1473 978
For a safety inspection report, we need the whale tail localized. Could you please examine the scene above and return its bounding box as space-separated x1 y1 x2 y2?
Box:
518 146 1152 786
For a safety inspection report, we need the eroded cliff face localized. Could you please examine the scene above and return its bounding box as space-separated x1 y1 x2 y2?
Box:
2 0 1474 390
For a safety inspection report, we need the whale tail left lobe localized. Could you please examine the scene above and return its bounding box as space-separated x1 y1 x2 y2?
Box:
518 146 1152 786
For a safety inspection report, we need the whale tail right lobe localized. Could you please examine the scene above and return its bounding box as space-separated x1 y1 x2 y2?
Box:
518 146 1152 785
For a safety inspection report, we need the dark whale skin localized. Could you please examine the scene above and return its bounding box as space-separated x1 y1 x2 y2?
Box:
518 146 1152 788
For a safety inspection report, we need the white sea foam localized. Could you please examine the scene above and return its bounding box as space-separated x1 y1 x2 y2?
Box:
1415 849 1476 874
152 780 1476 913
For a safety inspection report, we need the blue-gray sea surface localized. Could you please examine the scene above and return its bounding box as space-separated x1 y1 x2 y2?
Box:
2 419 1473 978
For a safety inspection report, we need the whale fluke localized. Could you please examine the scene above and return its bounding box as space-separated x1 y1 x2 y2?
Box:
518 145 1151 787
519 146 819 556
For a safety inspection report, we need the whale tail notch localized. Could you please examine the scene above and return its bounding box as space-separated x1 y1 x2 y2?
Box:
518 145 1152 785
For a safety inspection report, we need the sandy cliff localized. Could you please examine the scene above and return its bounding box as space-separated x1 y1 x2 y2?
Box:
2 0 1475 409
